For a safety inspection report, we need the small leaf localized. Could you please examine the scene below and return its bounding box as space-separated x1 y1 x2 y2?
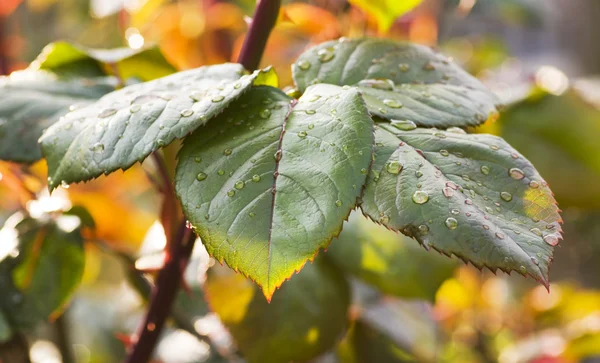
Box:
360 124 562 286
41 64 273 190
349 0 422 33
176 84 374 299
328 212 456 301
0 212 85 330
35 41 176 81
0 71 116 163
292 38 499 128
204 258 350 363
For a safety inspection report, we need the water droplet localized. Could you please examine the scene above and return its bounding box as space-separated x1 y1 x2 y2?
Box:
495 232 505 239
543 234 559 246
360 168 368 175
445 217 458 230
500 191 512 202
308 95 321 102
383 99 403 108
372 170 380 182
480 165 490 175
181 109 194 117
415 171 423 178
335 199 342 207
217 169 225 176
194 157 202 163
529 180 540 188
298 60 311 70
391 120 417 131
412 190 429 204
418 224 429 234
308 124 315 130
130 104 141 113
379 215 390 224
98 108 117 118
447 127 466 134
60 180 70 189
223 148 232 156
317 47 335 62
508 168 525 180
252 174 261 182
450 209 460 215
443 187 454 198
439 149 449 157
196 172 207 181
249 212 255 218
91 142 105 152
530 228 542 236
298 130 308 138
212 95 225 102
399 63 410 72
434 132 446 139
489 144 500 151
519 266 527 274
227 190 235 197
305 109 316 115
357 79 395 90
156 139 165 147
465 199 473 205
259 109 271 119
423 62 435 71
386 160 403 174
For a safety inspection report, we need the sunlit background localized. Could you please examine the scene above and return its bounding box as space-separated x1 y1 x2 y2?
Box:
1 0 600 362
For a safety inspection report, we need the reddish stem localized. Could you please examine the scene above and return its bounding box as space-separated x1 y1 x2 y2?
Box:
0 15 9 75
124 222 196 363
237 0 281 70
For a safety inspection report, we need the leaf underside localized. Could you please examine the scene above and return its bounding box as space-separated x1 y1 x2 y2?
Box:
0 71 116 163
292 38 500 128
40 64 271 190
360 123 562 285
204 258 350 363
176 84 374 299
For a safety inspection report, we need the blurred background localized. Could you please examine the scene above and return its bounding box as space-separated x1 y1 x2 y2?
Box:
1 0 600 362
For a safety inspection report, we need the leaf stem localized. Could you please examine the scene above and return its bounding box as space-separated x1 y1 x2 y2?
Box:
237 0 281 71
0 15 8 75
124 221 197 363
54 313 75 363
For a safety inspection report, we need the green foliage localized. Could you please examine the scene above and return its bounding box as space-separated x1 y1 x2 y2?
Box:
0 212 86 331
292 38 500 128
176 84 373 298
0 311 11 343
40 64 275 190
348 0 423 33
361 123 561 285
329 212 456 301
205 258 350 363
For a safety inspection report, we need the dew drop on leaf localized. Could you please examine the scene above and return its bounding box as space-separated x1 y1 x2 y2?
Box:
91 142 105 153
530 228 542 236
391 120 417 131
181 109 194 117
399 63 410 72
412 190 429 204
98 108 117 118
439 149 449 157
357 79 394 90
529 180 540 188
443 187 454 198
212 95 225 102
305 109 316 115
217 169 225 176
385 160 403 174
297 60 311 70
194 157 202 163
317 47 335 62
196 172 207 181
235 181 245 190
259 109 271 119
500 192 513 202
480 165 490 175
445 217 458 230
298 131 308 138
227 190 235 197
335 200 342 207
252 174 261 182
543 234 559 246
130 104 141 113
383 99 403 108
508 168 525 180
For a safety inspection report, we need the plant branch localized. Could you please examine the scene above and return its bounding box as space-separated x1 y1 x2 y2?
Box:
0 15 8 75
54 313 75 363
124 221 197 363
237 0 281 71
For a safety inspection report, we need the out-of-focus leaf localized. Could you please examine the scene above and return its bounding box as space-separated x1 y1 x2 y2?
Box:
0 212 85 330
329 212 456 301
0 311 11 343
35 41 176 81
340 322 414 363
292 38 500 128
176 84 373 299
491 89 600 208
204 258 350 363
40 65 275 190
361 124 562 286
349 0 422 33
0 70 116 163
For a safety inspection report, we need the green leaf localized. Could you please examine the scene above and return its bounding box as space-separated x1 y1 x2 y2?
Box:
35 41 176 81
0 71 116 163
348 0 422 33
492 88 600 208
41 64 274 190
0 311 11 343
0 213 85 330
204 258 350 363
292 38 499 128
328 212 456 301
176 84 374 299
360 124 562 286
